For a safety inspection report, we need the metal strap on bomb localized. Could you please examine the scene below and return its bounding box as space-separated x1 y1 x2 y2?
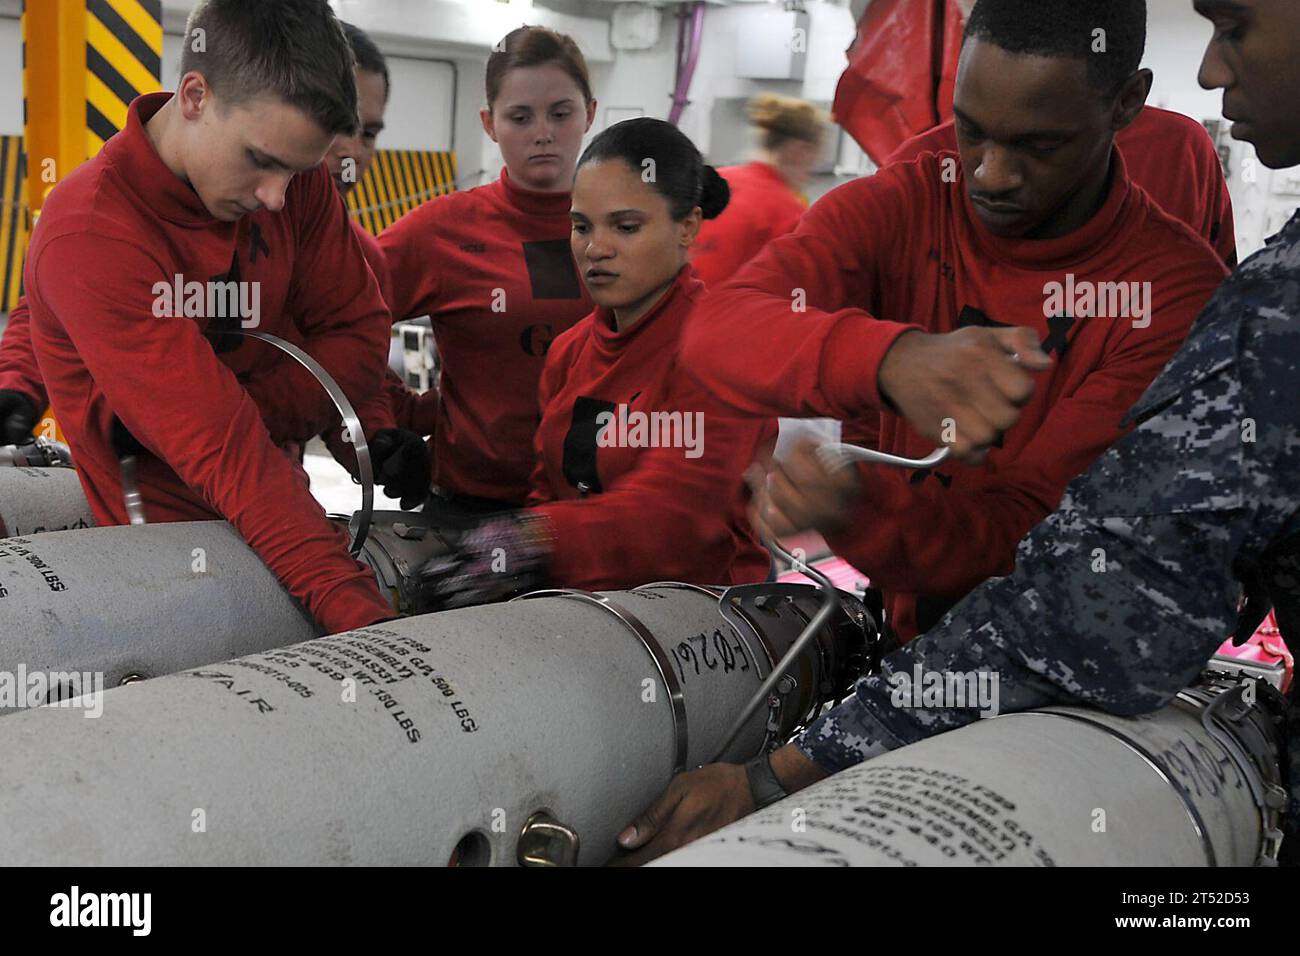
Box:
634 578 793 738
117 331 376 554
513 587 691 773
1007 709 1219 867
1177 679 1288 866
632 581 722 600
235 332 375 556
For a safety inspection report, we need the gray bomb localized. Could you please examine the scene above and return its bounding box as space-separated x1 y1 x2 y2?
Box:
0 464 95 537
0 511 467 704
0 520 318 700
0 582 869 865
656 673 1287 867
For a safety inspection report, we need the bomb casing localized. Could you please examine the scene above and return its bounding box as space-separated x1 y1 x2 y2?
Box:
0 582 870 865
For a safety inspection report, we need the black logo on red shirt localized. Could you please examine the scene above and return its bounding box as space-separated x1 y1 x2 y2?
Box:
522 239 582 300
561 396 615 494
249 222 271 263
205 252 244 354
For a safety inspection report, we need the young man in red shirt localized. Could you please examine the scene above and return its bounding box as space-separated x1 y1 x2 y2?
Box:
23 0 395 635
0 20 430 508
679 0 1228 645
888 104 1238 267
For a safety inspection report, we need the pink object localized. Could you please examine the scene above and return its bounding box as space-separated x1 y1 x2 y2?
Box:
1216 611 1293 694
778 556 871 594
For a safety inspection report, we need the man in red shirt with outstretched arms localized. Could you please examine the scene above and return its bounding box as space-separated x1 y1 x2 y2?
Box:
23 0 395 635
680 0 1228 644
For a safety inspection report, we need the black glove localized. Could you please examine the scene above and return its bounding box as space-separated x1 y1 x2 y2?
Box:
0 390 39 445
109 417 149 458
369 428 432 510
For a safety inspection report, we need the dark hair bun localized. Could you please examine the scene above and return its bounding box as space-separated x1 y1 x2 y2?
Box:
699 165 731 220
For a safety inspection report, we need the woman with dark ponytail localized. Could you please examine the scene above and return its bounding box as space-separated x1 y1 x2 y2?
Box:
416 118 776 607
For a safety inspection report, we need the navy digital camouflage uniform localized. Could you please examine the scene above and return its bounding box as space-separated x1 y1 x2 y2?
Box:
797 211 1300 843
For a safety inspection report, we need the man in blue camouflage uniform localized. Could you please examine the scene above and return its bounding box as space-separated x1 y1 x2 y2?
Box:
617 0 1300 864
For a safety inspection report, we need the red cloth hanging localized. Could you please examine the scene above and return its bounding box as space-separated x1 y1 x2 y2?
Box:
832 0 966 165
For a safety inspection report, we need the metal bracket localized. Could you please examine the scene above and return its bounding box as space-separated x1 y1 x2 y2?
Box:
517 811 581 867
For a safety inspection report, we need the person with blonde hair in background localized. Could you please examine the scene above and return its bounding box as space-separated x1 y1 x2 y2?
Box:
689 94 828 286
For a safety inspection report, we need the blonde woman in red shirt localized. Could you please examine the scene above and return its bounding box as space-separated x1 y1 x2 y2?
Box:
689 94 828 287
378 26 596 514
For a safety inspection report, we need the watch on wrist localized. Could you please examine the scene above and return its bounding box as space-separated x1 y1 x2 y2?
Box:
744 752 790 810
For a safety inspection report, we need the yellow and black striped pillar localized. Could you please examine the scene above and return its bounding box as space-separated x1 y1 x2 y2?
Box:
22 0 162 228
6 0 160 440
0 135 27 312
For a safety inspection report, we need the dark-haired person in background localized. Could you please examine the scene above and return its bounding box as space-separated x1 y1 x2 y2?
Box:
313 21 432 508
690 94 828 287
378 26 595 516
619 0 1300 865
22 0 395 635
680 0 1226 646
416 119 776 606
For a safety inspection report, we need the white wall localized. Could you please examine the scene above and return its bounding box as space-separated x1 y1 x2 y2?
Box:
583 1 860 203
1144 0 1300 258
0 15 20 136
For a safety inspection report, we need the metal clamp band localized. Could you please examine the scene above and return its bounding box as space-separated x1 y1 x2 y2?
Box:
1177 686 1286 865
631 581 723 600
513 588 690 773
1005 710 1217 867
233 331 374 556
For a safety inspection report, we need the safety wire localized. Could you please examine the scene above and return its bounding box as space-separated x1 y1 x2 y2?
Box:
709 443 952 764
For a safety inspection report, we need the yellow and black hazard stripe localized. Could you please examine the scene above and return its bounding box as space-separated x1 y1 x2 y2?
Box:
0 135 29 311
84 0 163 156
347 149 459 235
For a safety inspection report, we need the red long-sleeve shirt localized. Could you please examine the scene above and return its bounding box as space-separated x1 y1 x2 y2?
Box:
380 168 592 504
529 265 775 588
24 92 394 635
682 148 1227 641
689 162 807 287
887 106 1238 267
0 297 46 411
